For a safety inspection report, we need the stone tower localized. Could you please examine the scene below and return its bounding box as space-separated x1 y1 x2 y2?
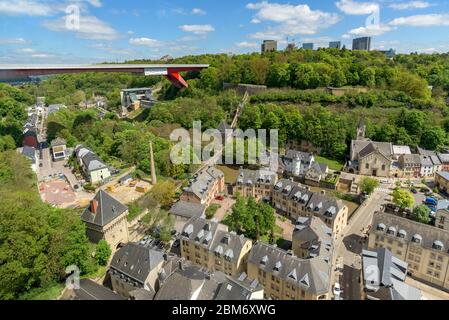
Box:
357 118 366 140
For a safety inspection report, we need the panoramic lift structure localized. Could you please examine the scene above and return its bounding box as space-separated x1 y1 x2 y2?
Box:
0 64 209 88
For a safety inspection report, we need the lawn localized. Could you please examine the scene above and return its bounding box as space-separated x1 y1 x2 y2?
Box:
206 204 221 219
19 283 64 300
217 165 240 184
314 155 344 171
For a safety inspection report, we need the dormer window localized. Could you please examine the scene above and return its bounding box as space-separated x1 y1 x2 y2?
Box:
376 223 386 231
433 240 444 251
273 261 282 272
260 255 268 265
398 229 407 239
387 227 397 236
412 234 422 244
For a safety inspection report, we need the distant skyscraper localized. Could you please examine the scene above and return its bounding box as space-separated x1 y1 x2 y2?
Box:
261 40 277 53
302 43 314 50
352 37 371 51
329 41 341 49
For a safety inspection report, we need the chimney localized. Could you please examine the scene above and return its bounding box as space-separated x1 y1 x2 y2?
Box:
321 190 326 195
150 141 157 185
178 259 185 271
91 199 98 214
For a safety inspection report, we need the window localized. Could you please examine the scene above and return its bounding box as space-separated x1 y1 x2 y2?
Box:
365 163 369 169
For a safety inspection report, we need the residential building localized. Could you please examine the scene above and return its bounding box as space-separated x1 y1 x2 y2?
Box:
261 40 277 53
48 103 66 114
283 150 315 177
19 146 39 173
23 127 38 149
61 279 125 300
420 155 434 178
352 37 371 51
437 153 449 171
378 48 396 59
302 43 314 50
81 190 129 250
233 168 277 200
75 145 111 184
51 137 67 161
369 211 449 290
180 216 253 276
399 154 421 178
435 204 449 231
329 41 341 49
247 242 331 300
417 147 436 156
435 171 449 194
304 162 329 186
109 242 165 298
430 155 443 174
349 140 393 177
155 261 227 300
292 217 333 260
120 88 153 112
170 200 206 232
214 272 264 300
271 179 348 235
392 145 411 160
180 166 225 206
362 248 422 300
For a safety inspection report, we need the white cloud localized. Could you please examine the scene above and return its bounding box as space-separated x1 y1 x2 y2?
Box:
179 24 215 34
129 37 163 47
0 37 28 44
31 53 55 58
85 0 102 8
42 15 121 40
235 41 259 48
348 24 394 36
18 47 35 53
389 14 449 26
335 0 379 15
246 1 340 37
0 0 54 16
192 8 206 15
88 43 132 55
389 1 431 10
251 18 261 24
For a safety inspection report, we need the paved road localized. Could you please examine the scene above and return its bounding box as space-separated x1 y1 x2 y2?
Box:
331 188 391 300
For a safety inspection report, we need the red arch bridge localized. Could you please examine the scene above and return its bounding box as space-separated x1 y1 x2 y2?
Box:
0 64 209 88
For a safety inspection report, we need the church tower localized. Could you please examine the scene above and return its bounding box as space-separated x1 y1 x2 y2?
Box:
356 118 366 140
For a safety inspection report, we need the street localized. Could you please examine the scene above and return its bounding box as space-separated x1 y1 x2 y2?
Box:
331 187 391 300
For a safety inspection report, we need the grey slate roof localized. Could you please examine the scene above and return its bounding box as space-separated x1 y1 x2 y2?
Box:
273 179 345 221
214 273 263 300
81 190 128 227
248 242 330 296
109 242 165 285
417 147 436 156
181 216 249 262
184 166 224 201
436 171 449 181
430 155 441 166
75 145 108 173
235 168 277 185
293 217 333 260
21 146 36 164
437 153 449 164
420 155 433 167
401 154 421 165
362 248 422 300
285 150 314 163
372 211 449 253
351 140 392 160
155 263 226 300
170 200 206 219
66 279 125 300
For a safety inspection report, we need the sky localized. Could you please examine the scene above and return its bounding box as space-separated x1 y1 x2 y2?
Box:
1 0 449 64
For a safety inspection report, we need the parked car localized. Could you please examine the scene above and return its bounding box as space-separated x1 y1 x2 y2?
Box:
215 195 224 201
425 197 437 206
333 283 342 298
411 188 418 194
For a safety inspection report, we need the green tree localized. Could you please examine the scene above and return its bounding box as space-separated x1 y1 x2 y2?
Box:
95 240 112 266
412 205 431 224
360 177 380 195
149 180 176 207
392 188 415 209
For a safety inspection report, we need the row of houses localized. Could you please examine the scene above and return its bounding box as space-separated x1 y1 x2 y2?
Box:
369 209 449 291
347 120 449 178
281 150 329 185
19 108 40 173
81 213 334 301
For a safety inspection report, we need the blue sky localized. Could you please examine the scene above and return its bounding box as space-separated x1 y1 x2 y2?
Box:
1 0 449 63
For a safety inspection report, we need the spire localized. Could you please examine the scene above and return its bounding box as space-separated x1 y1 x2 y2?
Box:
150 141 157 185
